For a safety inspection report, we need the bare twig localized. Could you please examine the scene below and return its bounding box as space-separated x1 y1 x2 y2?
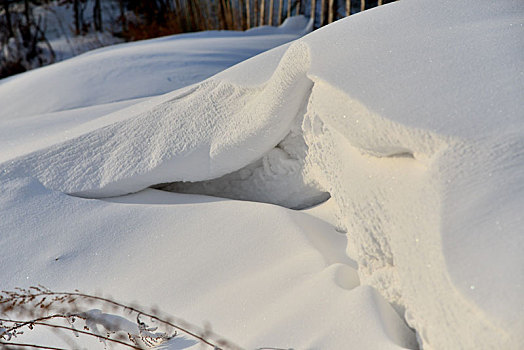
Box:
0 341 68 350
1 287 242 350
0 317 142 349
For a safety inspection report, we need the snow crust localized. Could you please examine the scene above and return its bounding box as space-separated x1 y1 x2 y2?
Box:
1 1 523 349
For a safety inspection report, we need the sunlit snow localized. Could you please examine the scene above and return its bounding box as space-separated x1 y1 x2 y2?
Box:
1 1 523 349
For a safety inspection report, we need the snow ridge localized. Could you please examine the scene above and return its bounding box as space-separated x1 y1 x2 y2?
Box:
2 42 312 198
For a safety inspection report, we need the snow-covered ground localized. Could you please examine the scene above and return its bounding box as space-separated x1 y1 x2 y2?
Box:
1 0 523 349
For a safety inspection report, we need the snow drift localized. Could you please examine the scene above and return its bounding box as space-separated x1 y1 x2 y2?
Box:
1 0 523 349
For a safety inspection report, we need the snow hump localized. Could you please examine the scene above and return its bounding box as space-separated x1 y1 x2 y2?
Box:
3 42 313 198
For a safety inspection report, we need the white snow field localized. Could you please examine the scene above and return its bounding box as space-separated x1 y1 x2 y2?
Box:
1 0 523 349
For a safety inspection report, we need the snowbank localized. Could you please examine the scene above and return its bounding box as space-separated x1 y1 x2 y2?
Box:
1 0 523 349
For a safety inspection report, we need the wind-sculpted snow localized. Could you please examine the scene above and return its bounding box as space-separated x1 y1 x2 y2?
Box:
1 1 523 349
0 16 311 121
2 42 313 197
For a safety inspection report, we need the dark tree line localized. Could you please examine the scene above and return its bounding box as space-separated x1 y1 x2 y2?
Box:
115 0 397 41
1 0 54 78
1 0 396 78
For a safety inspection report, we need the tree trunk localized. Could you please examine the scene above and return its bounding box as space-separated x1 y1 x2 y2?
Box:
189 0 199 31
218 0 227 29
74 0 81 35
345 0 350 16
254 0 259 26
287 0 291 18
119 0 126 33
361 0 365 12
222 0 230 29
238 0 246 30
259 0 265 26
194 1 207 31
226 0 235 29
93 0 102 32
277 0 283 24
268 0 274 25
320 0 325 26
246 0 251 28
328 0 334 23
204 0 214 30
3 0 14 38
21 0 32 48
295 0 300 15
310 0 316 28
23 0 31 25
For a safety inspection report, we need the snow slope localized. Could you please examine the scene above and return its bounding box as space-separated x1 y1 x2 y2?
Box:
0 179 415 349
1 1 523 349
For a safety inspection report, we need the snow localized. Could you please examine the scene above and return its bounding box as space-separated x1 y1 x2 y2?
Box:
0 16 310 120
0 16 310 164
0 179 415 349
1 1 523 349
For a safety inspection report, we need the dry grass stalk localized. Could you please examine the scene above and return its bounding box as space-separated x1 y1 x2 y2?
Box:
0 286 243 350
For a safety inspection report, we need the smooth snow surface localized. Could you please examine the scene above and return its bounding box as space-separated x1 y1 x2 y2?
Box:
1 1 523 350
0 16 310 120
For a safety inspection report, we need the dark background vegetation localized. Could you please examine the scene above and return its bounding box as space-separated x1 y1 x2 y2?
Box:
1 0 395 78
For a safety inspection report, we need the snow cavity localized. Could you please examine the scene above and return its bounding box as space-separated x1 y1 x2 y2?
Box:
154 119 330 210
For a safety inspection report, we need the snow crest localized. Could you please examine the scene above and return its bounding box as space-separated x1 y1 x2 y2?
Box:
3 42 313 197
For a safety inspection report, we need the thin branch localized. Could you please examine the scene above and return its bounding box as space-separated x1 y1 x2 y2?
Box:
0 318 143 350
0 314 78 334
1 289 242 350
0 342 68 350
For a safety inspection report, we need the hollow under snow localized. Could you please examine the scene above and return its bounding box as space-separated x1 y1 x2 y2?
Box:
1 0 523 349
